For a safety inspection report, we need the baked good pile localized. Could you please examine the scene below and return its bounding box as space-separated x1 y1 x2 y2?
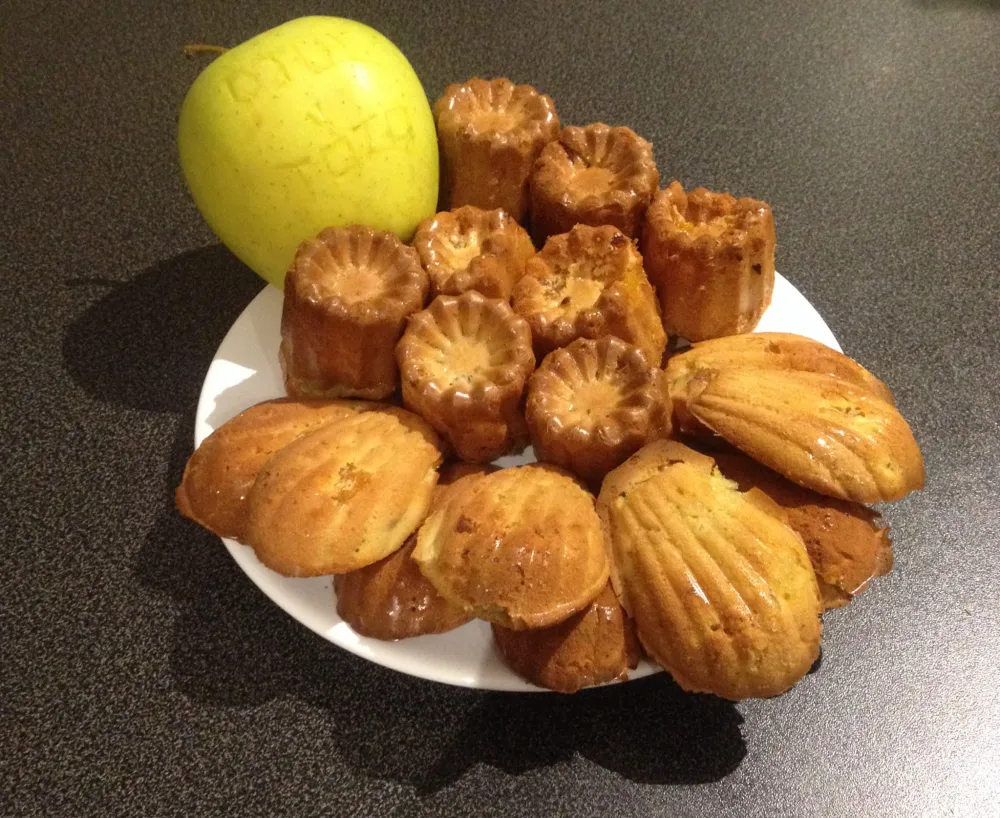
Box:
176 78 924 698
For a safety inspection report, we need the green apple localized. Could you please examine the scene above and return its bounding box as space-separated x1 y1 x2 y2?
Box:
178 16 438 288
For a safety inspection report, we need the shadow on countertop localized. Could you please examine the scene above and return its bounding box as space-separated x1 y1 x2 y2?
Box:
65 245 748 792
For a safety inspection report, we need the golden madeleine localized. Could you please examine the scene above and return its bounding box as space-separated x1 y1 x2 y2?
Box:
413 464 609 629
712 452 893 610
332 465 491 639
435 77 560 222
280 225 428 400
598 440 822 700
412 206 535 299
526 336 670 483
642 181 775 341
244 408 443 577
529 123 659 244
685 368 925 503
511 224 666 364
175 398 368 541
492 583 640 693
397 291 535 462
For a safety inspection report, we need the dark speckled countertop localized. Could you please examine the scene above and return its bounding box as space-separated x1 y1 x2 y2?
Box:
2 1 999 816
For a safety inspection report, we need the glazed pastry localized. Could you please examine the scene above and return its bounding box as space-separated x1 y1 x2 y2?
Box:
412 206 535 299
642 181 775 341
244 407 443 577
526 336 670 483
397 291 535 461
492 583 640 693
684 368 925 503
175 399 368 541
665 332 895 435
529 123 658 244
510 224 666 364
413 464 609 629
279 225 428 400
333 464 491 640
434 77 560 222
597 440 822 700
711 452 893 610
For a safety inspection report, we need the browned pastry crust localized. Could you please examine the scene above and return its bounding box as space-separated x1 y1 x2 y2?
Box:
434 77 560 222
510 224 666 364
710 452 893 610
413 464 610 629
412 206 535 299
279 225 428 400
491 583 640 693
397 291 535 461
642 181 775 341
526 336 671 483
175 398 368 541
244 407 443 577
529 123 659 244
332 464 491 640
684 368 925 503
597 440 822 700
665 332 895 435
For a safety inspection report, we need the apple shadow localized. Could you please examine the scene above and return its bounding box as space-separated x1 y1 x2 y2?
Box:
67 245 748 794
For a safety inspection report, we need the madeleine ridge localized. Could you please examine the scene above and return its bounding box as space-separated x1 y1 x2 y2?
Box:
397 291 535 462
244 407 443 577
279 225 429 400
598 440 823 700
413 464 609 629
175 398 370 541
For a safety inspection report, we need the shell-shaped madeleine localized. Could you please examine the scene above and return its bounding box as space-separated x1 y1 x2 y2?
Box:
434 77 560 221
712 452 893 610
279 225 429 400
686 368 925 503
530 123 659 243
598 440 822 700
641 181 775 341
412 206 535 299
332 463 491 640
413 464 610 629
527 336 671 483
397 291 535 462
244 408 443 577
511 224 666 364
175 398 370 541
491 583 640 693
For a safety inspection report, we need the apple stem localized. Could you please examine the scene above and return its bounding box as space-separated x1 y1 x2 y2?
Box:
183 43 229 58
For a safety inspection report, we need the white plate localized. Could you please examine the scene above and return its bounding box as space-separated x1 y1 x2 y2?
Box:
195 272 841 691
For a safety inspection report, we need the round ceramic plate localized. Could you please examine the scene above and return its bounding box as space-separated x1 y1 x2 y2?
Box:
195 272 841 691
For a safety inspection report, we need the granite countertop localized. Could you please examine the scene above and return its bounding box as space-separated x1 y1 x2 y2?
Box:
3 0 999 816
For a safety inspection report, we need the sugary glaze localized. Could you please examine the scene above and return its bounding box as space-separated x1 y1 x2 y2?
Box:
175 398 369 541
511 224 666 364
434 77 560 221
529 123 659 243
244 407 443 576
527 336 671 482
642 181 775 341
598 440 822 700
413 464 609 629
685 368 925 503
397 291 535 461
412 206 535 299
711 451 893 610
279 225 428 400
492 583 640 693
